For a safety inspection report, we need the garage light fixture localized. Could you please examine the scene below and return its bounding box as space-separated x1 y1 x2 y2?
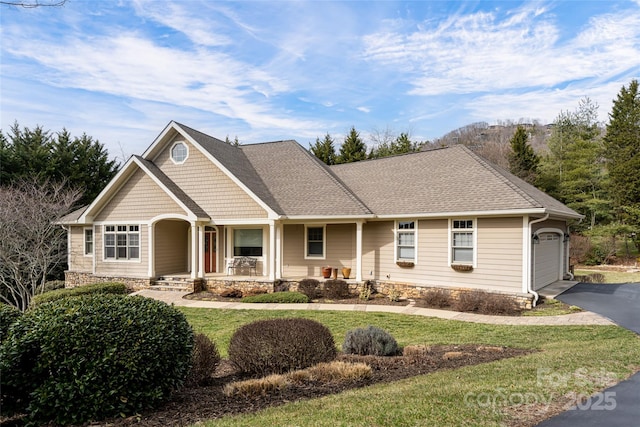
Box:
532 233 540 244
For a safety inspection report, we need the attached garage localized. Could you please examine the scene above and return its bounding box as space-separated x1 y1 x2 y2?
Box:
533 232 563 290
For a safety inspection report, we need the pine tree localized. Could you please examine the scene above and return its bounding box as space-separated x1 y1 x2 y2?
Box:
603 79 640 244
337 126 367 164
508 125 539 184
309 133 337 165
539 98 608 229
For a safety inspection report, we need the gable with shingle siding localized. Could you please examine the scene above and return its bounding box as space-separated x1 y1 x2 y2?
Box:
95 168 185 221
152 136 268 219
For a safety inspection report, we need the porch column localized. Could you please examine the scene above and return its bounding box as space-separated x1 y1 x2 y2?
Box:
275 223 282 280
198 224 204 278
147 223 155 278
190 222 197 279
268 222 276 280
355 221 363 281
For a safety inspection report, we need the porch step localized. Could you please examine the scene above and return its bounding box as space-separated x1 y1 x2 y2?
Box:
150 277 193 292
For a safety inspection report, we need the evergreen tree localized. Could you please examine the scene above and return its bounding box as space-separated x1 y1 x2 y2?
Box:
337 126 367 164
392 132 415 154
1 122 119 206
603 79 640 245
309 133 337 165
539 98 608 229
508 125 540 184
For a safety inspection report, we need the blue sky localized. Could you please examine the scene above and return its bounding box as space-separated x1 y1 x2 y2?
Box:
1 0 639 160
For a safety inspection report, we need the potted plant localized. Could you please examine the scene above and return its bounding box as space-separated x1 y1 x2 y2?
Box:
322 266 332 279
342 267 351 279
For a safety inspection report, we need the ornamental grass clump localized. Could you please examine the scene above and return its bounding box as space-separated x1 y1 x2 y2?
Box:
228 318 337 376
0 294 193 426
185 333 221 387
342 325 399 356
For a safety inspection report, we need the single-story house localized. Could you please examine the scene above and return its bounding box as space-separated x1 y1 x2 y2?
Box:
61 121 583 306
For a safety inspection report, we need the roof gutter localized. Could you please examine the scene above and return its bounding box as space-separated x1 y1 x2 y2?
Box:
527 213 549 307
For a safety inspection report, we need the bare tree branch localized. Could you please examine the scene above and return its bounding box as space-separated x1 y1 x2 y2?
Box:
0 179 81 311
0 0 66 7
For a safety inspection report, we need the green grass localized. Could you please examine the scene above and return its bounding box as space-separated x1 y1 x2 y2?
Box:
522 298 582 317
575 269 640 284
180 308 640 427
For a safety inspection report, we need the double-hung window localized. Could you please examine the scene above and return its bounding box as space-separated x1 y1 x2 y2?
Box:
396 221 416 262
104 225 140 260
451 219 474 264
84 228 93 256
305 226 325 259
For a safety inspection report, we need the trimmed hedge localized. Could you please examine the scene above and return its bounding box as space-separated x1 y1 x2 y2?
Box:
342 325 399 356
0 303 21 343
228 318 337 376
30 282 127 306
0 294 193 425
241 291 309 304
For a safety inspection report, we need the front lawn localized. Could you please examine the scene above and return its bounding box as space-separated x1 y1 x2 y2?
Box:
575 268 640 284
181 308 640 427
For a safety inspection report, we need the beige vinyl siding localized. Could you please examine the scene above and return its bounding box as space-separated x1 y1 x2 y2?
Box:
154 220 189 276
94 225 149 277
532 219 567 233
68 226 92 272
282 224 355 277
154 137 267 219
362 218 523 293
95 169 186 222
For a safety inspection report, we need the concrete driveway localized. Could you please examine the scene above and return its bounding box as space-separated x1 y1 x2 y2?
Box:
536 282 640 427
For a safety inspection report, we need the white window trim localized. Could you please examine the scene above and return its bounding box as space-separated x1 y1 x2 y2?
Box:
83 227 93 257
103 224 141 263
448 218 477 267
304 225 326 260
230 226 265 259
394 220 417 263
170 141 189 164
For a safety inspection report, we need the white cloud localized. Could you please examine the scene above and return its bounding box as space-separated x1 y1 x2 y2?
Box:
361 4 640 96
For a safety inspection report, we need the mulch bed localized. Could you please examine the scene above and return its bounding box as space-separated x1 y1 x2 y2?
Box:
74 345 532 426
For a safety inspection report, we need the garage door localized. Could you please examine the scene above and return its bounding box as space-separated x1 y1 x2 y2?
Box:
533 233 561 290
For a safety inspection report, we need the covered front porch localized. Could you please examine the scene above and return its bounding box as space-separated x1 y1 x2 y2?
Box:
149 218 366 285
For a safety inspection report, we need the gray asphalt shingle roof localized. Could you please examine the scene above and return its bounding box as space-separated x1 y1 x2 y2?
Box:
162 123 581 219
330 145 581 218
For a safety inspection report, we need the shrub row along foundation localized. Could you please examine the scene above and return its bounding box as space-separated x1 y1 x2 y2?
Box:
65 272 533 310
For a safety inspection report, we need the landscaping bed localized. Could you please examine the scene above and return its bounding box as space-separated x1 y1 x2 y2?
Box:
184 291 411 306
69 344 531 427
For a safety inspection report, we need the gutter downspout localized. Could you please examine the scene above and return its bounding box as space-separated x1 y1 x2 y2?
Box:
528 213 549 307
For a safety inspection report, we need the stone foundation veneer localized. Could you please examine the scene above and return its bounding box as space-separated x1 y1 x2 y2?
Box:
203 278 534 310
65 271 152 291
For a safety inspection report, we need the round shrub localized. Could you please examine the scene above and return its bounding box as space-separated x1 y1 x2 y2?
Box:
0 303 21 343
342 325 399 356
186 333 221 387
229 318 337 376
297 278 321 299
0 294 193 425
323 279 351 299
